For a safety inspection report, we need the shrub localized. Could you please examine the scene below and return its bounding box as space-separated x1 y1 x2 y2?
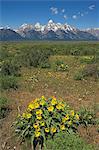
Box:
82 64 99 79
55 60 69 71
74 71 84 80
0 48 9 61
40 61 51 69
45 132 94 150
74 64 99 80
20 49 51 68
78 107 95 126
80 56 94 64
0 75 18 90
15 96 80 149
0 97 10 119
70 48 80 56
0 58 21 76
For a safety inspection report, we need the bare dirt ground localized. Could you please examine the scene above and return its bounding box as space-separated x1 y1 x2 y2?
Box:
0 86 99 150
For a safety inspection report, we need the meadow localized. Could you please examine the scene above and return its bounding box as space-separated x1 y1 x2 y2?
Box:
0 41 99 150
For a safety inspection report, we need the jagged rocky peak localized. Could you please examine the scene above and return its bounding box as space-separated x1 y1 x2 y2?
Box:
83 28 99 39
0 26 11 30
19 23 33 30
34 22 42 31
16 20 78 33
48 19 54 24
0 20 98 41
0 26 4 29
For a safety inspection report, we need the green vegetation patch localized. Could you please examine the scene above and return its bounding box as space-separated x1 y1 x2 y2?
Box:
46 131 94 150
0 75 18 90
0 97 11 119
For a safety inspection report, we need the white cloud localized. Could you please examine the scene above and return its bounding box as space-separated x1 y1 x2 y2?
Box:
63 15 67 19
78 12 84 17
88 4 95 10
50 7 58 14
62 9 65 13
72 15 77 19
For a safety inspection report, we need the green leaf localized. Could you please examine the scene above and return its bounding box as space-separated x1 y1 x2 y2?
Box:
21 125 30 137
31 134 35 150
41 130 47 150
46 117 52 128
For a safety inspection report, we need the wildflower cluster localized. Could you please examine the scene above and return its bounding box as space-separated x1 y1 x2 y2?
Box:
15 96 79 148
55 61 69 71
80 56 94 64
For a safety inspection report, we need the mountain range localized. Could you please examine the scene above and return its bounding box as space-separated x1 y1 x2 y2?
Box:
0 20 99 41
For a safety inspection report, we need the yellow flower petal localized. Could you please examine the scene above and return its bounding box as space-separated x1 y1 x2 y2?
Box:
36 109 43 115
45 128 49 133
40 100 46 106
60 124 65 130
70 110 75 117
56 104 62 110
33 123 39 129
51 99 57 105
75 114 79 120
51 127 57 133
36 115 42 120
47 106 54 112
40 121 45 126
35 131 41 137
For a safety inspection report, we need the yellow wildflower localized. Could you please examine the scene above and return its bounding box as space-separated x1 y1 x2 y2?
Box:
36 127 40 131
34 102 40 109
35 131 41 138
51 127 57 133
56 104 62 110
65 114 69 118
45 128 49 133
22 113 32 119
33 98 39 103
26 113 32 119
22 113 26 118
62 116 69 123
61 103 65 108
52 96 56 100
70 110 75 117
36 109 43 115
40 100 46 106
40 121 45 126
51 98 57 105
75 114 79 120
60 124 65 130
47 106 54 112
33 123 39 129
36 115 42 120
41 95 46 100
28 103 35 110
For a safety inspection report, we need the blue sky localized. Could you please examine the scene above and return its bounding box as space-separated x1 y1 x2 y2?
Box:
0 0 99 29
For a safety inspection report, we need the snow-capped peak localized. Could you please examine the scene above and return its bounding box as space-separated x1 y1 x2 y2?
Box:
0 26 11 30
46 20 77 33
21 23 28 28
0 26 4 29
34 22 42 31
20 23 33 30
48 19 54 24
16 20 78 35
